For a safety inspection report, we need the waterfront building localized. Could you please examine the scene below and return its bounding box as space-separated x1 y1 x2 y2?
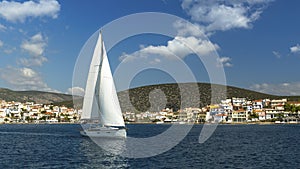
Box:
253 109 265 121
270 98 287 111
264 108 282 119
231 109 248 122
232 97 246 110
253 100 263 110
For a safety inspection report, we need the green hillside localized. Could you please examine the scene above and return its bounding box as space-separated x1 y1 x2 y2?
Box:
118 83 298 112
1 83 299 111
0 88 73 104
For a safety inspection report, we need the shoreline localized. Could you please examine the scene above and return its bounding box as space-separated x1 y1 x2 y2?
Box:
0 122 300 125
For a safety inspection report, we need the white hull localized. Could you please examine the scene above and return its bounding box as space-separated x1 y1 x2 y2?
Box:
80 127 126 138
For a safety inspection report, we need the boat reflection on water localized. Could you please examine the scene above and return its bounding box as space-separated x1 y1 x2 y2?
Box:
80 136 129 168
91 137 126 155
89 124 193 158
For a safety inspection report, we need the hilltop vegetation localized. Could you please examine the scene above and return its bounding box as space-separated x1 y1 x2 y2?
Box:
1 83 299 111
118 83 296 112
0 88 73 104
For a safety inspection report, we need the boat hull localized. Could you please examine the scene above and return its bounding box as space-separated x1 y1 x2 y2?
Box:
80 127 126 138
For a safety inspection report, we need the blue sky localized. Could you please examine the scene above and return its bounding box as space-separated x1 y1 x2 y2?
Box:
0 0 300 96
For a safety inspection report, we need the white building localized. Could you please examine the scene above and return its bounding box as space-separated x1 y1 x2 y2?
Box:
271 99 287 111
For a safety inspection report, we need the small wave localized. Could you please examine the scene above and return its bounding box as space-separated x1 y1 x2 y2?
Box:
0 131 77 137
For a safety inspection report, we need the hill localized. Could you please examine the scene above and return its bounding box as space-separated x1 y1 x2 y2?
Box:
0 88 73 105
1 83 300 111
118 83 299 112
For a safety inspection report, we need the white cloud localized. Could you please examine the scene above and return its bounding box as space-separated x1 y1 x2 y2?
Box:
3 47 16 54
150 58 161 64
120 36 219 62
181 0 272 33
282 83 290 87
67 87 85 96
290 44 300 54
173 20 206 38
250 82 300 96
18 56 48 67
20 33 48 66
21 33 46 56
217 57 233 67
119 0 272 65
0 0 60 22
0 23 6 31
21 67 36 77
272 51 281 58
0 40 3 48
0 66 55 92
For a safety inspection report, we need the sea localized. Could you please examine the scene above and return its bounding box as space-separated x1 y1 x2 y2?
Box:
0 124 299 169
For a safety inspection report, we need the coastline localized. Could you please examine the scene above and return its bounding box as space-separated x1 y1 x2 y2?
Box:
125 121 299 125
1 121 299 125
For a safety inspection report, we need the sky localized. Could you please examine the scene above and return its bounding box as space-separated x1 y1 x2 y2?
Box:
0 0 300 96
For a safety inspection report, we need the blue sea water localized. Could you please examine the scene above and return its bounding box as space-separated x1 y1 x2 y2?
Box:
0 124 299 169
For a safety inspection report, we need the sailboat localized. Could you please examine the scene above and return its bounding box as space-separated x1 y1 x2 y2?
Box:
80 31 126 138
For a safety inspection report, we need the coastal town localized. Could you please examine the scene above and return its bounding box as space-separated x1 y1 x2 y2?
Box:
123 97 300 124
0 97 300 124
0 100 79 124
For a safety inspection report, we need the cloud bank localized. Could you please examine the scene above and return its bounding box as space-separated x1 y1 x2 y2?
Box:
0 0 61 92
181 0 272 33
119 0 273 66
67 87 85 96
0 0 60 22
120 36 219 62
250 82 300 96
0 66 58 92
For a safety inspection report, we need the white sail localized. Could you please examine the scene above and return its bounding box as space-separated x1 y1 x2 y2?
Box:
80 32 126 138
81 32 102 120
98 38 125 127
81 31 124 127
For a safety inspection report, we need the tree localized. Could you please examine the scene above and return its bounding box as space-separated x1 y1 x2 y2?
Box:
40 116 47 121
275 113 284 121
64 116 70 122
296 106 300 112
249 112 259 119
25 116 31 122
284 104 292 112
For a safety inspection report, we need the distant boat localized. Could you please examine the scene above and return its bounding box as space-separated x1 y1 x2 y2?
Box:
274 121 281 124
275 121 285 124
80 31 126 138
156 121 164 124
